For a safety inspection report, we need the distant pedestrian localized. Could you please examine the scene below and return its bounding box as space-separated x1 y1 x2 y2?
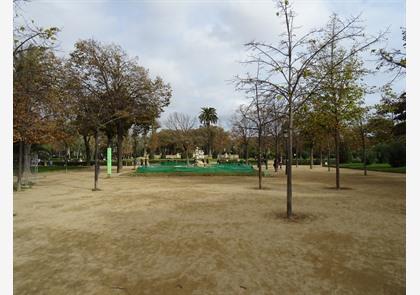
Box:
273 158 278 172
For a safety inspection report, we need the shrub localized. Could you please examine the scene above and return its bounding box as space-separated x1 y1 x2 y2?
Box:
388 141 406 167
339 142 353 164
366 149 377 165
373 143 391 163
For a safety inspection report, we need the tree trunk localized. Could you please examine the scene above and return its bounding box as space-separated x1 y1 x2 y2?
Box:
22 143 32 186
208 126 212 159
83 135 92 165
327 142 331 172
320 150 323 167
335 128 340 189
258 128 262 190
93 129 100 191
16 140 24 191
362 133 367 176
132 136 138 158
280 153 283 170
186 146 190 165
143 132 147 166
274 136 279 172
310 145 314 169
64 142 68 173
264 150 268 170
287 112 293 218
117 122 123 173
245 142 249 165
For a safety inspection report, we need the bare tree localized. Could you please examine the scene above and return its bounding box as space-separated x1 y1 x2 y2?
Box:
165 112 196 165
231 109 255 165
236 61 278 189
266 96 287 172
235 1 384 217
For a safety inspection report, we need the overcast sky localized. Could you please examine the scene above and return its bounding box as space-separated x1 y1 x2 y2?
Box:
18 0 405 128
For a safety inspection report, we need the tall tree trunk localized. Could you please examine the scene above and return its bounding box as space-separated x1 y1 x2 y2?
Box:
208 126 212 159
117 122 123 173
186 146 190 165
258 128 262 189
245 143 249 165
64 142 68 173
284 141 287 175
335 128 340 189
327 141 331 172
362 132 367 176
143 130 148 166
134 135 140 169
310 144 314 169
132 136 138 158
16 140 24 191
287 112 293 218
274 135 279 172
280 153 283 170
245 142 249 165
264 149 268 170
320 150 323 168
22 143 32 185
83 135 92 165
93 129 100 191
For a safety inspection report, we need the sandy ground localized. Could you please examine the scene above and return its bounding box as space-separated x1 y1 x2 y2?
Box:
14 165 405 295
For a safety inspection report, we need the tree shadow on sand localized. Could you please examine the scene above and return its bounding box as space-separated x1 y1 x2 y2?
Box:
267 211 319 223
324 186 353 190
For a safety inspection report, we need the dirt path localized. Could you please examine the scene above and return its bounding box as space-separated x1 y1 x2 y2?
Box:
14 166 405 294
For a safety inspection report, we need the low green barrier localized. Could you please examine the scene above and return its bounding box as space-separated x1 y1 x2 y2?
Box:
136 163 256 175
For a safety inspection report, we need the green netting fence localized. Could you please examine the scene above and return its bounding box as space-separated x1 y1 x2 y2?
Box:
136 163 256 175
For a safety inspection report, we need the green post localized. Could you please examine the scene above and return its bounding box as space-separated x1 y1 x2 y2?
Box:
107 147 112 177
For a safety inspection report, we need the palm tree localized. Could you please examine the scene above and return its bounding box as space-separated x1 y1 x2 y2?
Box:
198 107 218 158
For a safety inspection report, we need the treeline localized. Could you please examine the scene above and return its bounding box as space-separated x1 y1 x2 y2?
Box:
13 6 171 190
231 1 405 217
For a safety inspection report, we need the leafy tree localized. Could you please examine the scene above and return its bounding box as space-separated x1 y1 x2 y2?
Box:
67 40 130 190
211 126 233 155
377 85 405 138
309 39 367 188
13 0 61 190
353 106 371 175
68 39 171 189
13 46 62 190
388 141 405 167
155 129 179 156
294 102 328 169
366 114 395 145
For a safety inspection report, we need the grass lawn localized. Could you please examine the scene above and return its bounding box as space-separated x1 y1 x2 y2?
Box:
339 163 405 173
37 165 90 173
